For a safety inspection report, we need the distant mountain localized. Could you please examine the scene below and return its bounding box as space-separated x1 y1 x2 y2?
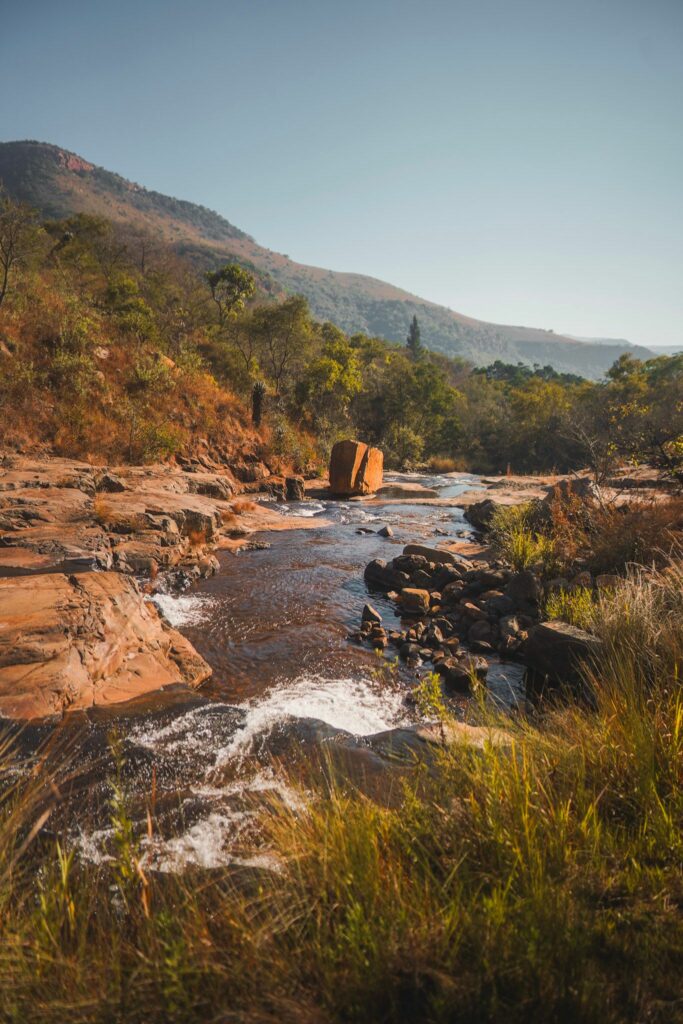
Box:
0 140 656 378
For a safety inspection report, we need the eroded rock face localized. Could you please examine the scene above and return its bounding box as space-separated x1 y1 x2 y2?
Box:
0 572 211 720
329 440 383 497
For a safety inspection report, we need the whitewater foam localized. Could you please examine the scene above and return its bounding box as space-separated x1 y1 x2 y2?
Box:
153 592 215 627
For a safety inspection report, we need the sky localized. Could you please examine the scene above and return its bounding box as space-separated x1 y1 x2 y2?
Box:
1 0 682 348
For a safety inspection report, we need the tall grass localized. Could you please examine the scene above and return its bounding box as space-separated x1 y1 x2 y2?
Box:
0 564 681 1022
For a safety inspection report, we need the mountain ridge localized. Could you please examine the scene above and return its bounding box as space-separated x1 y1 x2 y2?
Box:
0 140 655 377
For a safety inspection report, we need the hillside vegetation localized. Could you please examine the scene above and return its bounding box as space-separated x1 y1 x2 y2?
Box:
0 141 657 378
0 190 681 481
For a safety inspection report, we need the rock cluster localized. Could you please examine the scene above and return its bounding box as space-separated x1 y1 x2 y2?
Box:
352 545 542 693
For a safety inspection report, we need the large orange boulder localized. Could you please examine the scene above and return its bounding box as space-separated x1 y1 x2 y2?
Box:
329 440 383 497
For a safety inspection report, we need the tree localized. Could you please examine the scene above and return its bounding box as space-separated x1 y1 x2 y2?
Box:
0 191 40 309
406 315 423 359
206 263 255 328
252 295 312 397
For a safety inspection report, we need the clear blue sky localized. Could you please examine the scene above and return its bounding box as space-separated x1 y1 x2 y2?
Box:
2 0 682 347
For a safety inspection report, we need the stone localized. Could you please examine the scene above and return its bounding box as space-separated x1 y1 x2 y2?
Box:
436 654 488 692
402 543 463 566
506 570 540 608
285 476 305 501
361 603 382 625
463 499 502 532
468 620 492 643
377 525 394 538
400 642 422 661
524 620 602 701
544 477 601 507
329 440 383 496
400 588 431 615
364 558 408 591
499 614 521 639
95 471 127 493
0 572 211 720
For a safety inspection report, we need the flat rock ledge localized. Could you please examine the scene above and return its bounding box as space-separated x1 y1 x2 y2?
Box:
0 572 211 721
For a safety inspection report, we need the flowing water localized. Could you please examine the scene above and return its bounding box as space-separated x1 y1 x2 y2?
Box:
15 473 525 872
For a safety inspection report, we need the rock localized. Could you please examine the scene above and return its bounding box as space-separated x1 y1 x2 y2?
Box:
361 603 382 625
266 478 287 502
402 543 463 566
400 642 422 661
463 499 501 532
436 654 488 692
377 525 394 538
95 471 127 493
544 477 601 506
285 476 305 501
0 573 211 720
364 558 408 591
329 440 383 497
400 588 431 615
499 614 521 639
374 482 439 499
468 620 492 644
506 570 540 609
524 620 602 701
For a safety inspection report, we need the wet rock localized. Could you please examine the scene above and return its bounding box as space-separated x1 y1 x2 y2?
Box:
361 603 382 625
364 558 409 591
329 440 383 496
377 525 394 538
468 620 492 644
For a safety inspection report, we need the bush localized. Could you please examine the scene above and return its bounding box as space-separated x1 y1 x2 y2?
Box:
489 502 559 574
544 586 595 630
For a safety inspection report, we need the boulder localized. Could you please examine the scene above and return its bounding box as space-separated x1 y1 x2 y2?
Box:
329 440 383 497
436 654 488 692
400 588 431 615
95 471 127 493
524 619 602 701
364 558 409 591
377 525 394 538
463 499 502 532
0 572 211 720
285 476 306 501
544 477 601 506
402 543 463 566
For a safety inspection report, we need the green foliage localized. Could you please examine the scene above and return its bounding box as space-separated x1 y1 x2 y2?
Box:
544 586 596 630
489 502 559 573
406 314 423 359
206 263 255 327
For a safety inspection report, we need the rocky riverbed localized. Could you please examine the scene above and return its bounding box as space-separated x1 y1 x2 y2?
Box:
0 452 611 872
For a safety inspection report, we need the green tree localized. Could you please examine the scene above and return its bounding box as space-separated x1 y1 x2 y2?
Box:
206 264 255 328
406 315 423 359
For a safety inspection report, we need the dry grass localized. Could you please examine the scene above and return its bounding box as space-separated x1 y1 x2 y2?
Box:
0 560 681 1023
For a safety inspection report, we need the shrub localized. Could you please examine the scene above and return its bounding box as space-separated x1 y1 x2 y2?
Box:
489 502 560 574
544 586 595 630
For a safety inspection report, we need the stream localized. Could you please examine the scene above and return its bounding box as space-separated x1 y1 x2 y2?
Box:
16 473 525 873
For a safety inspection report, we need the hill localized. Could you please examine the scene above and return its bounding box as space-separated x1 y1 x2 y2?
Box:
0 140 655 377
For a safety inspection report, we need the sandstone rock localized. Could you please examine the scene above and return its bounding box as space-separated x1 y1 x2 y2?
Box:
436 654 488 692
377 525 394 538
506 570 540 609
544 476 601 506
95 471 127 493
329 440 383 497
400 588 431 615
0 573 211 720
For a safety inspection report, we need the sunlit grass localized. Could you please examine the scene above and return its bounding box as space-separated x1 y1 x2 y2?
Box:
0 563 681 1022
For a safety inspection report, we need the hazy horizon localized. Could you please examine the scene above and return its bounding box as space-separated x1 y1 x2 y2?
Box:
2 0 682 348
